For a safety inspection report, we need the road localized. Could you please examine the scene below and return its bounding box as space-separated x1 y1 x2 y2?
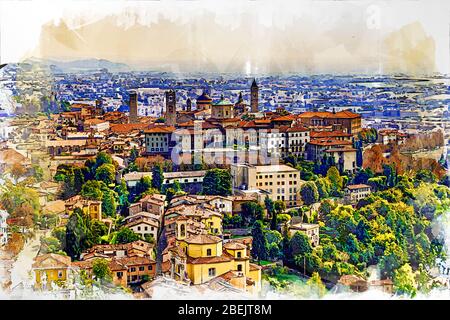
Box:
9 230 42 290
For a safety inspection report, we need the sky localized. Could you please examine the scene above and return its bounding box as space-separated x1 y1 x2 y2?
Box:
0 0 449 75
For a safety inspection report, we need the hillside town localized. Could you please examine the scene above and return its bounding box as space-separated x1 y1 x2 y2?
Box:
0 63 449 299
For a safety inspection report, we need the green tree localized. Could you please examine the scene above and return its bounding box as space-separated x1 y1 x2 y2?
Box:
115 179 130 214
115 227 141 244
242 202 264 224
95 152 113 168
95 163 116 185
65 209 88 260
393 264 417 297
251 220 269 260
415 170 437 184
290 231 313 257
92 258 112 283
32 165 44 182
326 166 343 195
151 163 164 191
383 164 398 188
202 168 232 196
300 182 319 205
102 188 118 217
73 167 85 193
306 272 327 297
134 176 153 199
315 178 331 199
81 180 104 200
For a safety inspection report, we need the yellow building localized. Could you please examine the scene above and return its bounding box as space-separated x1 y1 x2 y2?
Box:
165 203 223 236
32 253 72 290
168 219 261 293
64 195 102 220
211 95 234 120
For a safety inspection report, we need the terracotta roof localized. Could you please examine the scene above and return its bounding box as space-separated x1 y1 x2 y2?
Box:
43 200 65 214
110 123 149 134
116 256 156 266
32 254 71 269
272 115 296 122
308 138 353 146
347 184 371 190
249 263 261 271
187 253 233 265
338 274 367 286
286 125 309 132
310 130 352 138
325 148 356 152
184 234 221 245
369 279 393 286
125 217 159 228
298 110 361 119
223 242 247 250
0 148 27 164
144 125 176 134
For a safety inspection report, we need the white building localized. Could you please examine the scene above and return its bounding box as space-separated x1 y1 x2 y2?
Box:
0 210 8 246
144 126 175 154
125 217 159 242
345 184 372 204
231 164 304 207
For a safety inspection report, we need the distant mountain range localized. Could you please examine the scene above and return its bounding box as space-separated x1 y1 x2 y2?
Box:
20 58 131 73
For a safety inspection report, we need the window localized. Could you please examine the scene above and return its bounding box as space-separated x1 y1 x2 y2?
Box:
237 251 242 258
180 224 186 237
237 264 242 272
130 267 136 272
58 271 63 279
117 272 123 278
139 266 145 271
208 268 216 277
206 249 212 256
148 265 153 270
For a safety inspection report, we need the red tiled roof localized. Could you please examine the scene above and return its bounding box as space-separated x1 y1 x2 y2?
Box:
298 110 360 119
308 139 353 146
144 125 176 134
310 130 352 138
110 123 149 134
187 253 233 265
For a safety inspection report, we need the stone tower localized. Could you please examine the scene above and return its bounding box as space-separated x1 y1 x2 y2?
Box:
165 89 176 126
250 78 259 113
129 91 138 123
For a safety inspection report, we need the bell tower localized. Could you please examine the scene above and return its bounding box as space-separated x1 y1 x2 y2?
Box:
165 89 176 126
176 217 188 241
129 91 138 123
250 78 258 113
186 98 192 112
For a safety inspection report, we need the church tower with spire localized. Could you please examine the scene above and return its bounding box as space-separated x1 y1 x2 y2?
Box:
250 78 259 113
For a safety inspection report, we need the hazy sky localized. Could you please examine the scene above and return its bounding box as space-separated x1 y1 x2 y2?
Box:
1 0 449 75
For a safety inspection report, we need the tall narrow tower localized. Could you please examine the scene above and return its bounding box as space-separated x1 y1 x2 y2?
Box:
186 98 192 112
129 91 138 123
250 78 259 113
165 89 176 126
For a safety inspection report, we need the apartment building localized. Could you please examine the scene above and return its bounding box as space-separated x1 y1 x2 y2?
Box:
231 164 304 207
345 184 372 204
